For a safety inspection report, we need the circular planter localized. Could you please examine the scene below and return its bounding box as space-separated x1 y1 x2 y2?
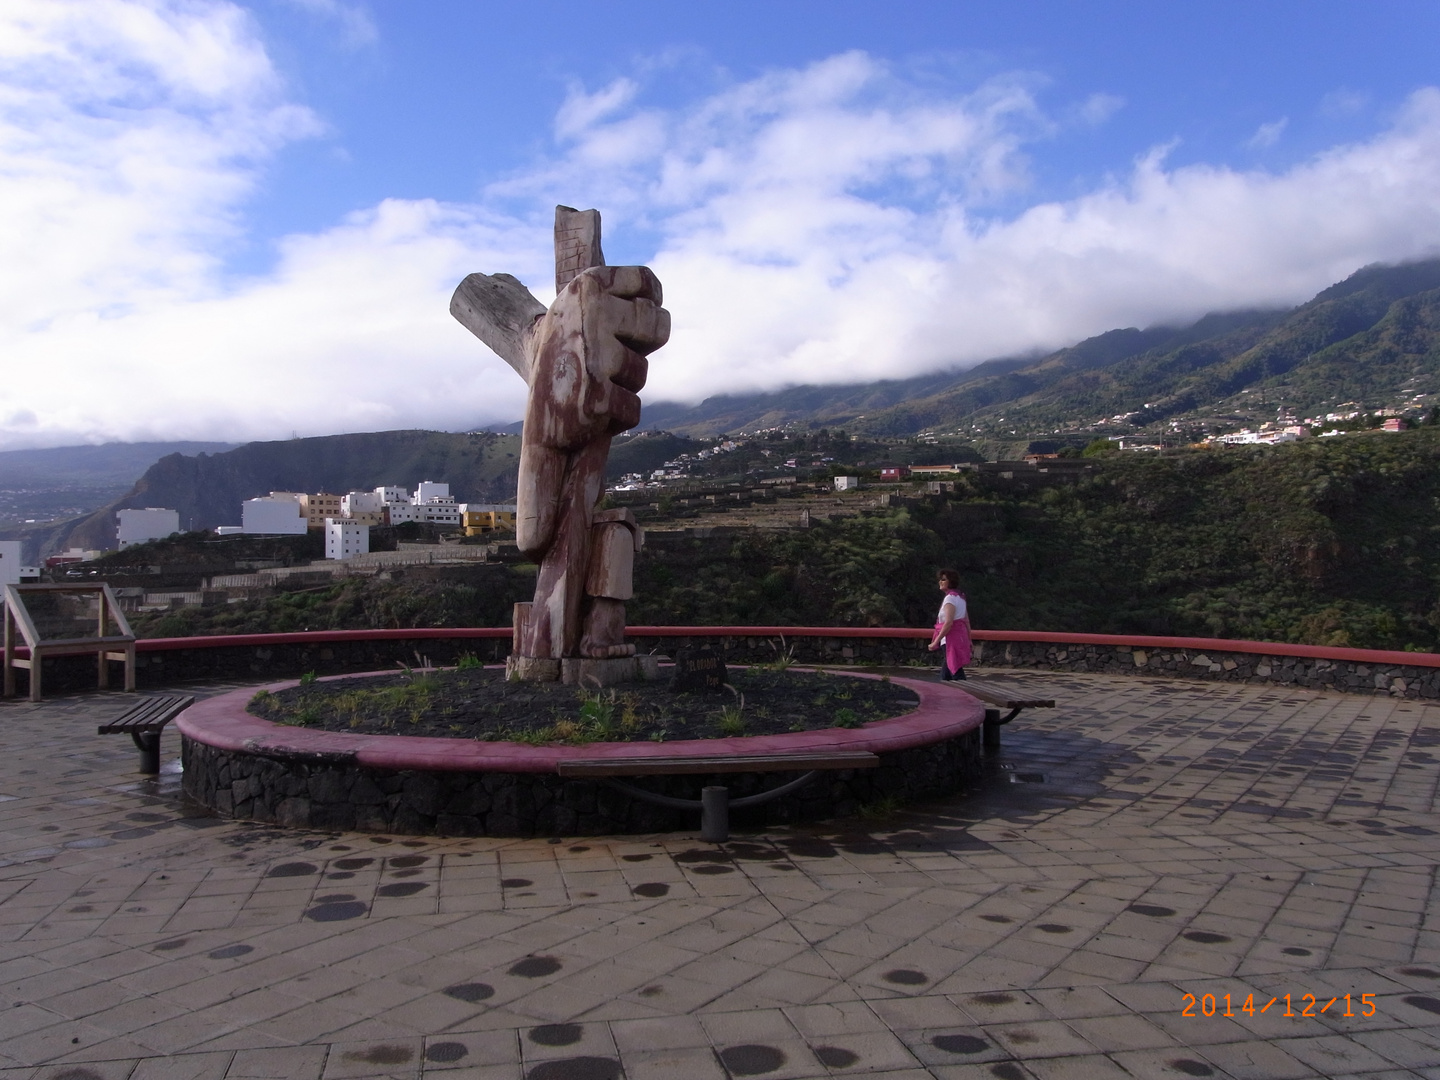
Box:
178 670 986 837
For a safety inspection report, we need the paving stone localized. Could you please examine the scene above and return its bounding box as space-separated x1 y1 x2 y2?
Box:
2 671 1440 1077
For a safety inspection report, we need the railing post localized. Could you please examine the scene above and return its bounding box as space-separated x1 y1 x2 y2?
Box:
2 602 13 699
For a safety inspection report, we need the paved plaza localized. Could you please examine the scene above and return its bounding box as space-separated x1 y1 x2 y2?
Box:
3 670 1440 1079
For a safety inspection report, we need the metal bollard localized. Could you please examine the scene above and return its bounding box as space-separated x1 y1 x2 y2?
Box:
699 786 730 843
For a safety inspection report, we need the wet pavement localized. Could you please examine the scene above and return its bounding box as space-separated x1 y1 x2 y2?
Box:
2 670 1440 1078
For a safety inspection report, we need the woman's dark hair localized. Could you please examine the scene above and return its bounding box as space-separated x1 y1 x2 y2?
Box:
937 569 960 590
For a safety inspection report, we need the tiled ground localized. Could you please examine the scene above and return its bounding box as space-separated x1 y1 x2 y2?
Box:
2 670 1440 1079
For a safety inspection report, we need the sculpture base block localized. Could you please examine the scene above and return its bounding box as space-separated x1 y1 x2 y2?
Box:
507 654 663 686
562 655 662 687
505 655 561 682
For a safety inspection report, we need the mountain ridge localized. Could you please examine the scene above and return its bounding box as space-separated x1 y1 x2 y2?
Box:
14 257 1440 556
635 258 1440 439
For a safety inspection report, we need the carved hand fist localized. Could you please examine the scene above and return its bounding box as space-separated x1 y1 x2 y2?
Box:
524 266 669 450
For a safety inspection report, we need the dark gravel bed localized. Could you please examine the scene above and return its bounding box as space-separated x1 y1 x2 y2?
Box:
247 665 920 742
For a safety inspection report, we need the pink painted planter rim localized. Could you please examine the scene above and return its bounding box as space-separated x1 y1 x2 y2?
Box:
176 669 985 774
114 625 1440 670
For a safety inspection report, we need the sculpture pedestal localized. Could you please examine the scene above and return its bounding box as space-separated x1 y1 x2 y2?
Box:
504 655 561 683
505 654 662 687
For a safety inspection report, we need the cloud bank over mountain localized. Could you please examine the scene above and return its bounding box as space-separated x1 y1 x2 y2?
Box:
2 0 1439 450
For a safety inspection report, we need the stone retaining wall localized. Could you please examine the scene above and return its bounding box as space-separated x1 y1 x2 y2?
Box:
13 630 1436 701
180 728 984 838
968 640 1436 700
13 635 513 696
628 635 1437 700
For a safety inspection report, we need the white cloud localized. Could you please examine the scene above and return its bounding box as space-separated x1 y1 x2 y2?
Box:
1 6 1440 451
1247 117 1287 149
1077 92 1124 126
558 72 1440 403
1320 87 1369 119
281 0 377 48
555 77 639 140
0 0 533 449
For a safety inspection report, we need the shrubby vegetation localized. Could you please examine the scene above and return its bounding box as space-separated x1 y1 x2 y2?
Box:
132 567 535 638
629 429 1440 651
131 430 1440 652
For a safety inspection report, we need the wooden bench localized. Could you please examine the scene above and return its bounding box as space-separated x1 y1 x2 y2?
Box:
97 694 194 774
949 676 1055 749
557 751 879 842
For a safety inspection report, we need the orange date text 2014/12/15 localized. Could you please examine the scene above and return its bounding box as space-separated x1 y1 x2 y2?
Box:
1181 992 1376 1018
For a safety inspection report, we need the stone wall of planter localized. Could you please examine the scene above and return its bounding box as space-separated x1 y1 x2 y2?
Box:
181 728 984 838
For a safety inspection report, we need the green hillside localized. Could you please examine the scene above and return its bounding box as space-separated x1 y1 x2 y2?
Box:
124 429 1440 653
626 427 1440 651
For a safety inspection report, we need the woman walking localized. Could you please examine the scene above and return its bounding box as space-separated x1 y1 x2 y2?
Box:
928 569 971 681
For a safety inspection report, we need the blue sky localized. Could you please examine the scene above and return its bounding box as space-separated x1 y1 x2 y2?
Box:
2 0 1439 449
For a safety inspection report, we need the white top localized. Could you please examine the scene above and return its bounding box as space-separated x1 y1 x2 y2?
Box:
938 593 967 622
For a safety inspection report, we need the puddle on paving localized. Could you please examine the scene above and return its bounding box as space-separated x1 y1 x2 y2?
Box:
442 982 494 1003
508 955 562 978
931 1034 988 1054
529 1023 582 1046
426 1042 467 1062
717 1045 786 1076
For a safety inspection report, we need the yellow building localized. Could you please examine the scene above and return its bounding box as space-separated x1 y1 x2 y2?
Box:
296 493 343 528
463 505 517 536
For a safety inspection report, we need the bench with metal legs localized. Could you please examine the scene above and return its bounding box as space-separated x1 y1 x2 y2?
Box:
557 751 880 842
97 694 194 773
949 677 1056 750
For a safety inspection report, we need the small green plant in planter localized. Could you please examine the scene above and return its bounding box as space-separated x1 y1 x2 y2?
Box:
619 693 642 734
455 652 484 670
717 705 747 736
299 671 318 687
833 708 862 729
577 689 618 738
716 688 747 736
761 635 798 671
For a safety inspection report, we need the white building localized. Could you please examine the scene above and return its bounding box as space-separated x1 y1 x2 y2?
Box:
116 507 180 548
408 480 461 526
418 503 461 526
338 490 387 526
342 491 384 515
376 486 409 505
242 496 307 535
1210 425 1310 447
414 480 450 504
325 519 369 560
0 540 23 587
386 501 420 525
834 476 860 491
